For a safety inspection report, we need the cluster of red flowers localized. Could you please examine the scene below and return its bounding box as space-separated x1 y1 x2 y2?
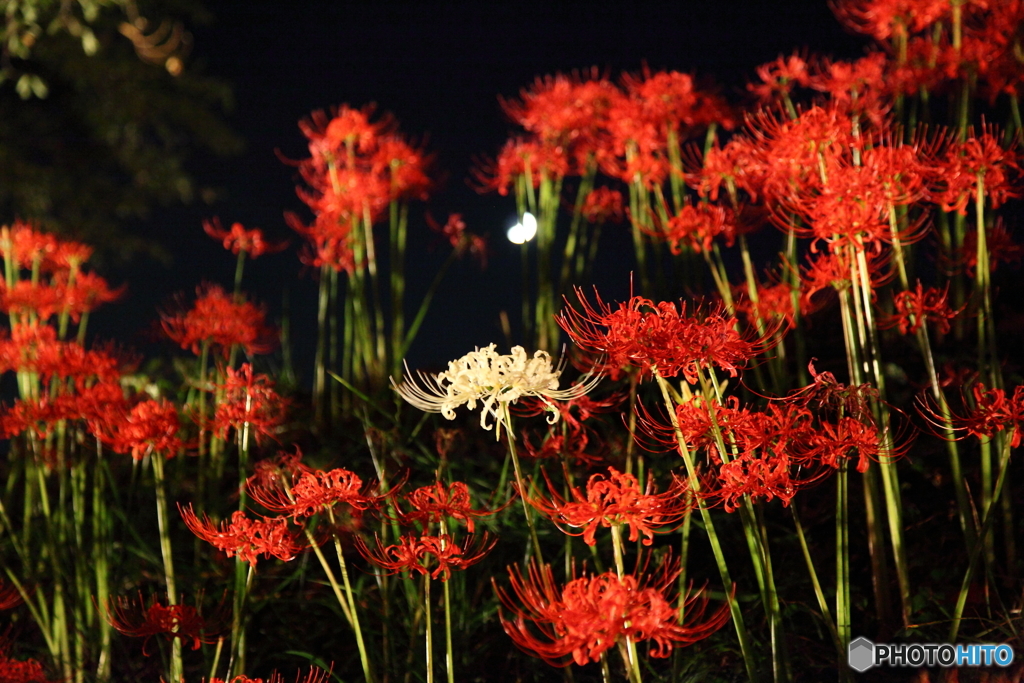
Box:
162 284 276 358
637 363 898 511
939 383 1024 448
212 363 287 444
557 289 776 384
354 479 499 581
831 1 1024 102
0 221 121 326
356 532 495 581
0 640 56 683
287 105 431 272
496 561 729 666
203 218 287 258
477 67 734 195
107 593 219 652
881 281 960 336
180 505 304 567
517 393 623 465
207 669 329 683
524 467 691 546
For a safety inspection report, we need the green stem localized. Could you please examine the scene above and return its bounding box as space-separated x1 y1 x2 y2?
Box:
328 508 374 683
150 452 182 683
653 372 758 682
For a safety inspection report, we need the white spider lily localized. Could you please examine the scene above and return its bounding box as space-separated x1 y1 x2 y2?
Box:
392 344 600 438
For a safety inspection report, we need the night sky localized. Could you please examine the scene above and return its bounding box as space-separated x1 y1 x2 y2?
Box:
99 1 865 380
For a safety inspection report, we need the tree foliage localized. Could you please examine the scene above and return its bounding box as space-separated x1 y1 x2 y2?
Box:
1 0 242 262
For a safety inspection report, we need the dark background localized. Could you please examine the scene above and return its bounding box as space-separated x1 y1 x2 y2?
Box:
98 0 865 381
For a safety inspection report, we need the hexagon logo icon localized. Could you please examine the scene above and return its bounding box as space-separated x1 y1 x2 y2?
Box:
848 637 875 672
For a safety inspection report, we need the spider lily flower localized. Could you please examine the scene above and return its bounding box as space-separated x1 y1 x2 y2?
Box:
399 480 505 533
495 561 729 667
107 593 222 653
98 399 186 460
206 668 331 683
922 382 1024 448
392 344 600 439
212 364 287 444
557 289 777 384
523 467 692 546
202 217 287 258
247 466 384 521
0 636 57 683
179 505 304 567
161 284 276 358
356 532 496 581
879 281 960 336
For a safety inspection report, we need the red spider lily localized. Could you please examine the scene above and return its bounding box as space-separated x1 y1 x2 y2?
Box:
0 281 64 320
98 398 185 460
248 466 382 521
0 382 126 444
655 200 735 255
472 138 571 195
557 288 777 384
48 239 93 272
517 392 624 465
0 642 56 683
57 271 124 319
0 271 121 323
399 481 502 533
521 430 602 466
206 668 331 683
107 593 221 653
513 391 620 465
0 220 59 270
958 219 1024 276
302 104 389 160
687 137 769 203
581 187 624 224
247 448 310 492
831 0 949 41
370 135 432 201
800 248 894 307
748 52 811 104
933 128 1020 215
356 532 496 581
731 279 799 328
22 339 124 387
291 106 430 246
500 69 621 172
516 393 618 466
0 374 121 444
930 383 1024 448
161 284 276 358
180 505 304 566
203 218 287 258
427 212 487 268
745 104 853 205
713 450 800 511
788 360 879 423
0 396 73 441
880 281 960 335
212 364 287 444
809 52 891 127
787 163 922 251
524 467 692 546
620 67 736 135
495 560 729 667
